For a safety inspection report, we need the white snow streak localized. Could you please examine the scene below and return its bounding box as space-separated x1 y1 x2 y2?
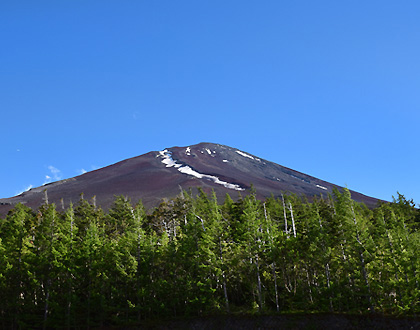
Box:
205 148 212 155
158 150 182 168
236 150 255 160
222 160 229 163
158 150 243 191
316 184 328 190
178 166 242 190
186 147 191 155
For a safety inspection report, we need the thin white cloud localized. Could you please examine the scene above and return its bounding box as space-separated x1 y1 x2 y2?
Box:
15 184 32 196
77 168 87 175
43 175 51 185
48 165 62 180
44 165 62 184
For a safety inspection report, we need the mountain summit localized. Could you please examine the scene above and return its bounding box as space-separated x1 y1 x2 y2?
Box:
0 142 380 215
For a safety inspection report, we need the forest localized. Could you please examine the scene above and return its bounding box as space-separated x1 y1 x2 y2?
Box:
0 188 418 328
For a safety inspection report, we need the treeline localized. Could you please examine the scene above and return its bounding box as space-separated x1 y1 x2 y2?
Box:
0 189 418 328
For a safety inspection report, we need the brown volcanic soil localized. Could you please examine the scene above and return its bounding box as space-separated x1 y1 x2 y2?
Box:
0 142 381 216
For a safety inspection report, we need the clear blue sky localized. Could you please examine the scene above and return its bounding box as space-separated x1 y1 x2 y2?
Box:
1 1 419 205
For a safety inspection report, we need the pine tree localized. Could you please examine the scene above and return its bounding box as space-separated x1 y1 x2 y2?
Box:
241 192 265 312
0 204 36 328
334 188 375 312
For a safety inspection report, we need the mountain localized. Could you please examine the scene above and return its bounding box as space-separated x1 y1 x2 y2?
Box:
0 142 380 215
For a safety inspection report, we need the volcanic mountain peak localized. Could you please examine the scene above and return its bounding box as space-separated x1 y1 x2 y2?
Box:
0 142 381 216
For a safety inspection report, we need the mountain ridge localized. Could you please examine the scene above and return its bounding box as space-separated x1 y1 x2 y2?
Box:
0 142 381 215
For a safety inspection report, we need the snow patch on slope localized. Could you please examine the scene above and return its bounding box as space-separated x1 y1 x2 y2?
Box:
203 148 216 157
316 184 328 190
236 150 254 159
236 150 261 161
157 150 244 191
158 150 182 168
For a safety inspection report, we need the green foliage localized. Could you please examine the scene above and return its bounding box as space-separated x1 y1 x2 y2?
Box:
0 191 418 327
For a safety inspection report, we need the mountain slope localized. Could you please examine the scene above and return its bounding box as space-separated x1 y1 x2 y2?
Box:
0 142 380 215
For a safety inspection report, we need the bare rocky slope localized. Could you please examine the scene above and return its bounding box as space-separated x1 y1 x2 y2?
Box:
0 142 381 216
